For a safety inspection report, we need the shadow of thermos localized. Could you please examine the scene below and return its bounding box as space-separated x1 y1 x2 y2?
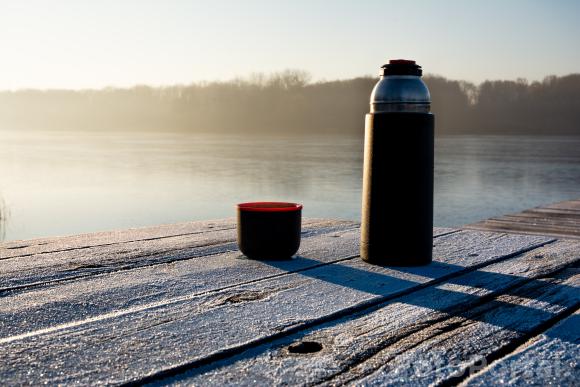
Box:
361 59 434 266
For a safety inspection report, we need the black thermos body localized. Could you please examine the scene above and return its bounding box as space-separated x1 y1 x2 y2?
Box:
361 59 434 265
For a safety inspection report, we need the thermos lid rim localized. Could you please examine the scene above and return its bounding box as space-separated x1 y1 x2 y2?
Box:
381 59 423 76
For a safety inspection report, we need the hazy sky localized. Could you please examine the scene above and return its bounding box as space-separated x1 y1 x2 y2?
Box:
1 0 579 89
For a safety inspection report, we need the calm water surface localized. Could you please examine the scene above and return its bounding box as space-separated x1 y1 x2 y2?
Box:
0 130 579 241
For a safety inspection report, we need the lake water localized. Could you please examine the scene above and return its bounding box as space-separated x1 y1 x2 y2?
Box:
0 130 579 242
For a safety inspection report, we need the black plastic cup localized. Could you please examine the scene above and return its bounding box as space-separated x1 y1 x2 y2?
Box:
237 202 302 260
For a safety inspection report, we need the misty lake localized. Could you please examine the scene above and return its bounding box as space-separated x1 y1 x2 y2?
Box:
0 130 579 242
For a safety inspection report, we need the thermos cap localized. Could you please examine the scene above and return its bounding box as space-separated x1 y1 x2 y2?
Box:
381 59 423 76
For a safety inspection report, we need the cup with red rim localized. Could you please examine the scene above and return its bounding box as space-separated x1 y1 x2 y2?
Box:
237 202 302 260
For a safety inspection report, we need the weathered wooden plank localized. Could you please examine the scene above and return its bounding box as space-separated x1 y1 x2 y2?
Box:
0 231 552 385
466 220 580 240
462 309 580 386
544 199 580 211
521 207 580 218
0 218 235 258
503 210 580 221
497 214 580 227
157 239 579 386
0 218 339 259
465 198 580 239
476 219 580 235
484 216 580 230
0 220 358 293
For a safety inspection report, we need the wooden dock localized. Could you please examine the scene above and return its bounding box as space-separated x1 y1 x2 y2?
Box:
0 202 578 386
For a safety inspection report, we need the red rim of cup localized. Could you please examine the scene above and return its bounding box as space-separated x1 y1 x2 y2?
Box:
237 202 303 212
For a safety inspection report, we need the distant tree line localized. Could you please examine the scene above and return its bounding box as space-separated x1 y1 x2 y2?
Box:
0 70 579 135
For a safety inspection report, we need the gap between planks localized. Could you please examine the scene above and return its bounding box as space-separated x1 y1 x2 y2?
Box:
460 306 580 386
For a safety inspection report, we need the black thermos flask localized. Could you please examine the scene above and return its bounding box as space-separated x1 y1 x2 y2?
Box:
361 59 434 265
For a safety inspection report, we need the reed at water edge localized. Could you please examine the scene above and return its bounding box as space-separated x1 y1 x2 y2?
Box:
0 196 7 242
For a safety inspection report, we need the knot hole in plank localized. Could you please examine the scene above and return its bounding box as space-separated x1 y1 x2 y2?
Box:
287 341 323 354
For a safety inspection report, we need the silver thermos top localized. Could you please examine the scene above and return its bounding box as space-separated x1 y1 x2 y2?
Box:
370 59 431 113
